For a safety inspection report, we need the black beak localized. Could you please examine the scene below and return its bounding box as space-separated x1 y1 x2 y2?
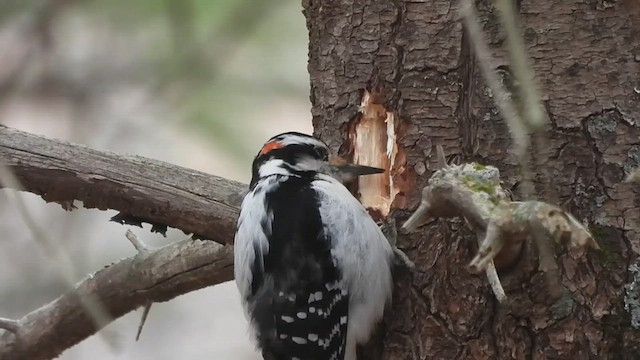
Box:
328 155 384 178
333 163 385 176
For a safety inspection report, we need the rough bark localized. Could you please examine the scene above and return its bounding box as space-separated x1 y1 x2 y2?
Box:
0 126 245 244
303 0 640 358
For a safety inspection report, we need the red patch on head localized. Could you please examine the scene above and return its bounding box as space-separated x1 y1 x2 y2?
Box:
260 140 285 155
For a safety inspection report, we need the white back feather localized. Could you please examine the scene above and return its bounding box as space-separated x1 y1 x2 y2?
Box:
312 174 393 356
234 177 277 305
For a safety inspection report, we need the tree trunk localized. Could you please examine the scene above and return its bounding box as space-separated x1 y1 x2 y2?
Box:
303 0 640 358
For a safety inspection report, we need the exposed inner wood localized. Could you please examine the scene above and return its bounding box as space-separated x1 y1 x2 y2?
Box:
348 90 406 218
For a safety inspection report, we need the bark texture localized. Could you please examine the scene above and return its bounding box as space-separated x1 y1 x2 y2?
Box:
303 0 640 358
0 126 245 244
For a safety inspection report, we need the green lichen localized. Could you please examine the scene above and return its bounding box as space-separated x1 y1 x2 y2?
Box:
473 179 496 195
431 163 507 207
461 172 503 206
473 163 487 171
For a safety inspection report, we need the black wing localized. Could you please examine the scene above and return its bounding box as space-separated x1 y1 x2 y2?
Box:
248 176 348 360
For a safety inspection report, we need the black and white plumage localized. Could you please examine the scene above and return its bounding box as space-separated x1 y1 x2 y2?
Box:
234 132 394 360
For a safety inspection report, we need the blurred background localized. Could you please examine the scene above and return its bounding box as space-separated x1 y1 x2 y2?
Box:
0 0 311 359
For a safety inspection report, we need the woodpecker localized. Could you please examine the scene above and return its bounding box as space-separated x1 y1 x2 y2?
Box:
234 132 394 360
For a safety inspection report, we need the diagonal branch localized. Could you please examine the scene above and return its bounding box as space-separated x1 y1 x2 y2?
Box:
0 239 234 360
0 126 246 244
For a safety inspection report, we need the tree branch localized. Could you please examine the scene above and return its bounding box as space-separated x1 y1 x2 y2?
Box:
402 146 597 302
0 126 246 244
0 239 234 360
0 126 244 359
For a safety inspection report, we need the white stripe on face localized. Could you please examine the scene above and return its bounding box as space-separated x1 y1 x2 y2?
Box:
273 133 328 150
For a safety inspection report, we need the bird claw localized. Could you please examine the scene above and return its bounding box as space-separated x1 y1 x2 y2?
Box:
392 247 415 269
379 217 414 270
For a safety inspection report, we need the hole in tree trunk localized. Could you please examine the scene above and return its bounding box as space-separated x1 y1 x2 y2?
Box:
345 89 410 220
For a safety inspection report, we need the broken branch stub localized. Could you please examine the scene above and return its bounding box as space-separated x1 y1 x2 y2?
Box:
124 230 154 341
403 158 510 301
403 157 598 302
0 318 19 334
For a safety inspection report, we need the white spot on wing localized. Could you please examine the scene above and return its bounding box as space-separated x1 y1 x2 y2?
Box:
292 337 307 344
281 316 294 323
325 281 339 291
318 323 343 350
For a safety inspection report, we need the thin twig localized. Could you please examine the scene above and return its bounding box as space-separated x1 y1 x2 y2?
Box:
124 229 153 340
495 0 545 130
0 318 19 334
494 0 549 200
459 0 528 154
126 229 151 254
484 262 507 302
472 227 507 302
135 302 152 341
459 0 536 199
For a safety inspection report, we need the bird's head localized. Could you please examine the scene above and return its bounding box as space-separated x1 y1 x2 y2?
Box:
250 132 383 188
